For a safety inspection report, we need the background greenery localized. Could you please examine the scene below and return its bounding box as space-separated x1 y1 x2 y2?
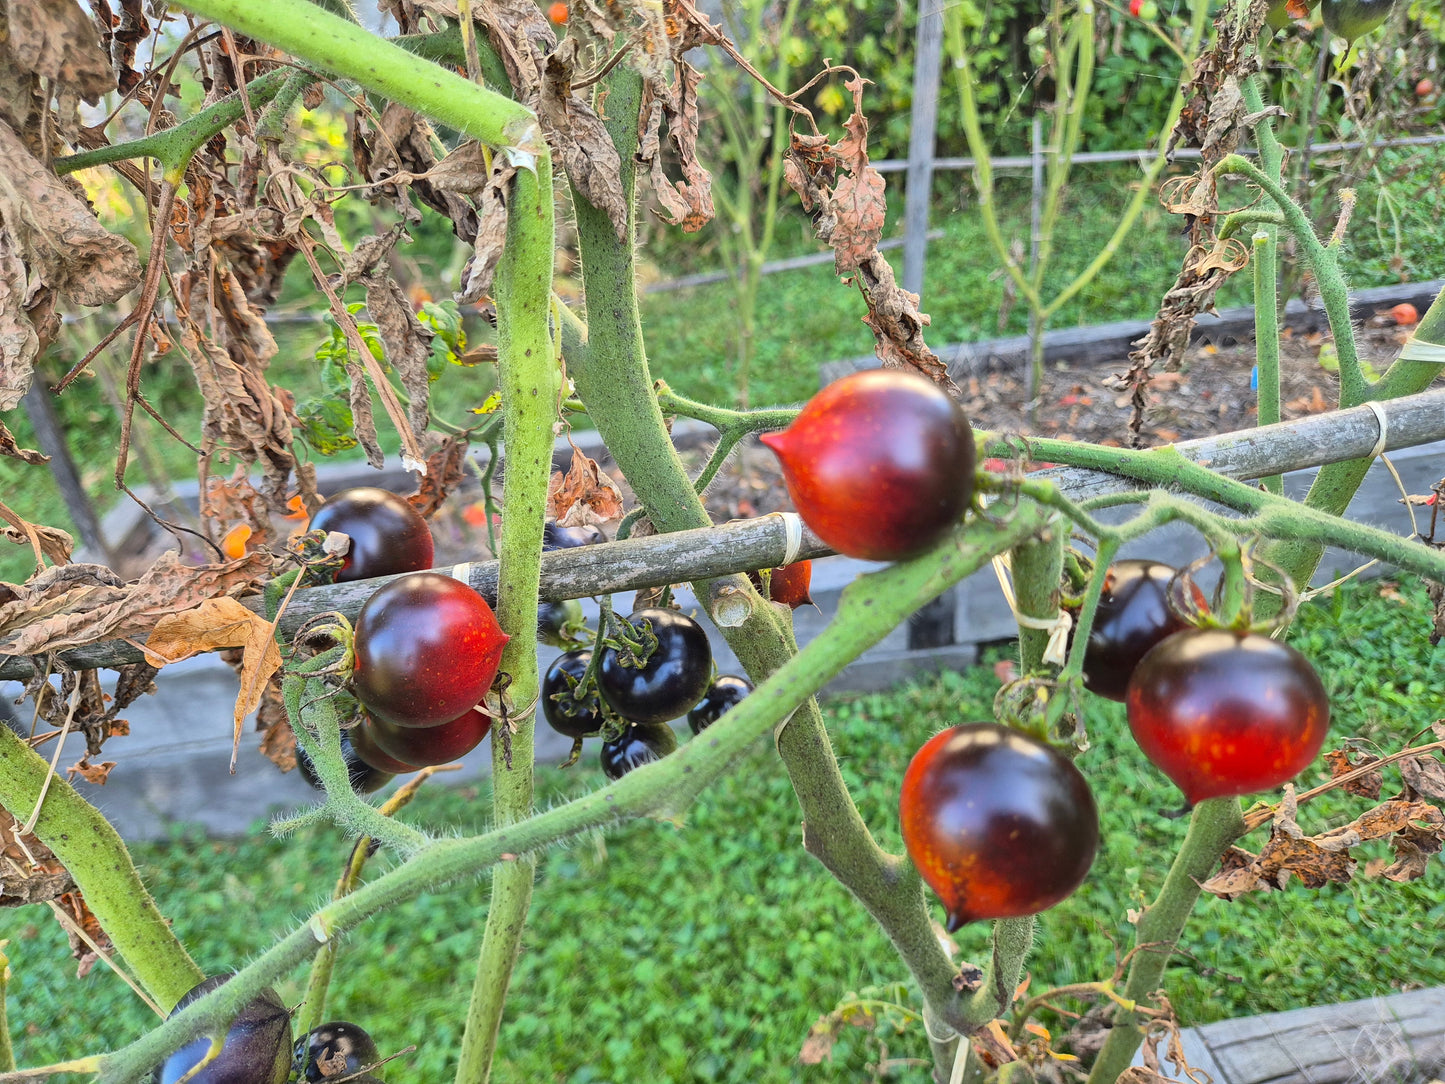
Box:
7 576 1443 1081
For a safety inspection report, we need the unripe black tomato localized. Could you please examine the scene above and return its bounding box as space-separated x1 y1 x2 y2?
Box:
759 369 975 561
363 707 491 767
1079 560 1198 702
687 675 753 734
296 729 394 795
1125 628 1330 804
158 976 292 1084
294 1020 381 1082
600 722 678 780
542 649 604 738
307 487 433 582
899 723 1099 931
537 598 587 648
351 572 509 728
597 608 712 725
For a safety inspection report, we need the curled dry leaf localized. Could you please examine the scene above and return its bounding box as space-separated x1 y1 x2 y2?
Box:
638 62 714 233
1401 753 1445 801
5 0 115 104
409 433 471 519
363 264 435 437
66 759 116 786
1 808 76 907
1323 748 1384 799
0 416 47 465
55 889 112 979
547 446 624 527
0 232 40 410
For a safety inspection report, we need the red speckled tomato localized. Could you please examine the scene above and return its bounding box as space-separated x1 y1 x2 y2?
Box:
1126 629 1330 804
759 370 975 561
351 572 508 728
349 718 421 775
1081 560 1199 702
308 487 434 582
748 561 814 609
899 723 1099 931
362 708 491 768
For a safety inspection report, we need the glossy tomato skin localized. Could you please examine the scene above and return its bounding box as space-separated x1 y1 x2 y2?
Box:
349 718 422 775
748 562 814 609
296 730 394 795
759 370 975 561
364 707 491 768
158 977 292 1084
899 723 1099 931
294 1021 380 1082
351 572 508 729
1126 629 1330 804
542 650 604 738
600 722 678 780
597 608 713 725
1082 560 1197 702
687 675 753 734
308 487 434 582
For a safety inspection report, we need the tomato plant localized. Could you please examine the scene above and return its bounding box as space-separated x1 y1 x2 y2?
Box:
541 649 605 738
348 718 424 775
351 572 509 728
758 369 976 561
899 723 1100 931
1126 628 1332 804
597 608 713 724
599 722 678 780
296 729 395 794
687 674 753 734
1078 559 1198 702
361 707 492 768
294 1021 381 1082
307 487 434 582
158 978 292 1084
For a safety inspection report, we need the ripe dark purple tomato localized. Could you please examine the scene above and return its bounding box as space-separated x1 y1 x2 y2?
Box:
537 598 587 648
543 520 605 549
759 370 975 561
899 723 1099 931
362 707 491 768
1081 560 1198 702
296 729 394 795
1125 629 1331 804
542 650 604 739
747 561 814 609
600 722 678 780
597 608 712 725
349 718 422 775
158 976 292 1084
294 1021 380 1082
352 572 509 728
687 675 753 734
307 487 434 582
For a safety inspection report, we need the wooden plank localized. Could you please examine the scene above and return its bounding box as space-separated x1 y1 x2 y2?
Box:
901 0 944 297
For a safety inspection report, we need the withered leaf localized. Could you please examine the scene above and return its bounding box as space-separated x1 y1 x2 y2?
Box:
0 121 142 311
6 0 115 103
363 265 434 437
1116 1069 1170 1083
55 889 112 979
66 759 116 786
409 433 470 519
259 710 298 773
1323 748 1383 799
0 231 40 410
547 446 624 527
1401 754 1445 801
797 1016 838 1065
541 40 627 240
457 155 519 306
1 808 75 906
0 416 47 465
639 62 715 233
1384 823 1443 882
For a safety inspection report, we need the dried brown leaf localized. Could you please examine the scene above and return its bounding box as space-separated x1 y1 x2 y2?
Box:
0 415 47 465
1323 748 1383 799
548 446 624 527
0 230 41 409
409 433 470 519
798 1016 838 1065
363 265 434 437
55 889 111 978
7 0 115 102
1 809 75 906
1401 754 1445 801
1384 822 1442 882
458 155 519 306
541 40 627 239
259 710 297 773
639 63 714 232
66 759 116 785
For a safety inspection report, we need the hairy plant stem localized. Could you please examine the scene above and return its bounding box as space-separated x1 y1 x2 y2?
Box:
1244 68 1288 496
69 507 1049 1084
0 726 204 1011
454 119 557 1084
566 66 997 1082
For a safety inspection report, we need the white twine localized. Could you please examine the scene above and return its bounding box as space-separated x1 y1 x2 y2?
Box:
1398 336 1445 364
770 511 804 566
1364 400 1390 460
991 554 1071 664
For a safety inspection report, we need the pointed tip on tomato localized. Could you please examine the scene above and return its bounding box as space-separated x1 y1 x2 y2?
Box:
758 430 786 453
944 910 968 933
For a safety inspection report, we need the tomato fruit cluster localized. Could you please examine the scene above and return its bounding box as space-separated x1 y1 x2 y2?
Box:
899 723 1099 930
760 369 975 561
1079 559 1197 702
542 649 605 739
157 977 293 1084
1125 628 1331 804
351 572 508 729
307 487 434 582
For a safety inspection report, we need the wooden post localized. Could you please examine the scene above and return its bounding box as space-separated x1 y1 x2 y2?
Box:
20 385 111 561
902 0 944 298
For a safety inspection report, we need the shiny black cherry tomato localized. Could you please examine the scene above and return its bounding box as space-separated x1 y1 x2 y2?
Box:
537 598 587 648
1125 629 1330 804
542 650 604 738
307 487 433 582
600 722 678 780
294 1020 380 1082
597 607 712 725
296 729 394 795
759 370 975 561
687 675 753 734
899 723 1099 931
351 572 509 728
363 707 491 768
1081 560 1197 702
159 976 292 1084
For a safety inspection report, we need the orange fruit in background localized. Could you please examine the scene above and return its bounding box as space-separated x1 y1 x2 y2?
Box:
1391 302 1419 327
547 2 568 23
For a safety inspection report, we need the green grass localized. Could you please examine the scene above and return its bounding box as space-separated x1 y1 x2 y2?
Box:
5 575 1444 1080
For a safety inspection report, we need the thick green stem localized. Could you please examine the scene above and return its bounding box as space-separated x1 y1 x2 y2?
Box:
455 125 557 1084
1084 798 1245 1083
0 727 204 1011
1252 230 1283 494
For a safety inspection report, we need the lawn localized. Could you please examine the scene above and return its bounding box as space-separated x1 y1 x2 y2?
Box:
6 575 1444 1081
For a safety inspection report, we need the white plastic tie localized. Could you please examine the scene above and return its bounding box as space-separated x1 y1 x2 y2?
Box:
773 511 804 566
1364 400 1389 459
991 554 1071 662
1398 336 1445 364
450 562 472 587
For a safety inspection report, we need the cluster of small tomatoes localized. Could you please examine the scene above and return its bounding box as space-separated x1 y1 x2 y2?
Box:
155 974 384 1083
761 369 1332 931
